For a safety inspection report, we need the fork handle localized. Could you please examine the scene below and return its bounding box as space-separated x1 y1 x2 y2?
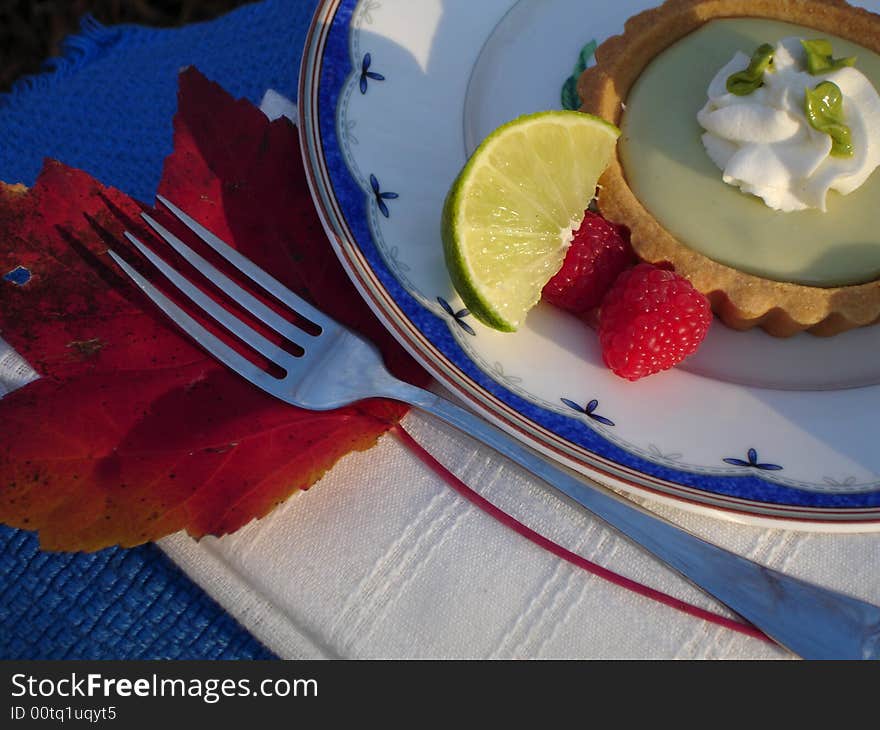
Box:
386 380 880 659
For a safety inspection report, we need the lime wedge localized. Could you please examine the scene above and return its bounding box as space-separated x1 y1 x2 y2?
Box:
441 110 620 332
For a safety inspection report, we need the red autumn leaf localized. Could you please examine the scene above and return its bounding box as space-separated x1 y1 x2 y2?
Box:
0 68 428 551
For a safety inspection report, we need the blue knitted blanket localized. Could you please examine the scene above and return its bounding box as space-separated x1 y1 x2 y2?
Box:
0 0 317 660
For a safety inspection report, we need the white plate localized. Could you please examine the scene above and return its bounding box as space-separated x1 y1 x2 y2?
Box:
299 0 880 529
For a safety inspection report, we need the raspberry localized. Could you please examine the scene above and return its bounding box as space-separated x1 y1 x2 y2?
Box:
598 264 712 381
542 211 634 315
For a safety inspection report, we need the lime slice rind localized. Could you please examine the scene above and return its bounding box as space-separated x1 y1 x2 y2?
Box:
441 110 620 332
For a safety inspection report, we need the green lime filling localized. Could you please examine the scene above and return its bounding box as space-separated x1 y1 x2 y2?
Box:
618 18 880 287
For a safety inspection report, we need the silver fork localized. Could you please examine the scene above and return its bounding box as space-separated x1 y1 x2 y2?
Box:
110 195 880 660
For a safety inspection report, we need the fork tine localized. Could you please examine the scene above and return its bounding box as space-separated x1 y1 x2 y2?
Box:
156 195 334 331
139 212 318 344
123 230 294 368
107 250 282 391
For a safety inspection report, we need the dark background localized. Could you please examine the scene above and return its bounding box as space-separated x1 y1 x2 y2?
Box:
1 0 257 91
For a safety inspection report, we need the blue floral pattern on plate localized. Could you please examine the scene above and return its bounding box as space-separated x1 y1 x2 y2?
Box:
369 174 398 218
359 52 385 94
437 297 475 336
561 398 615 427
724 449 784 472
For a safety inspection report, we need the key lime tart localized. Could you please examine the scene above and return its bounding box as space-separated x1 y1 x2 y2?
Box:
578 0 880 336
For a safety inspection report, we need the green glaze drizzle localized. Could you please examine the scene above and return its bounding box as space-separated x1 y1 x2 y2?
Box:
801 39 856 75
726 43 775 95
804 81 854 157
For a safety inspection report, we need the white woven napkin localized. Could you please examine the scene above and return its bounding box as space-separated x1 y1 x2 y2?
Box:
156 407 880 660
3 92 880 659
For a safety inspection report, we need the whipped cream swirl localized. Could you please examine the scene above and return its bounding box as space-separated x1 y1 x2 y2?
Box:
697 37 880 212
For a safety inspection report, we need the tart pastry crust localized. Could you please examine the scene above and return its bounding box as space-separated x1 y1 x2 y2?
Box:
578 0 880 336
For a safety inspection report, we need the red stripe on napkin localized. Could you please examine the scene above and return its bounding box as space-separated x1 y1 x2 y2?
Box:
392 424 771 644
